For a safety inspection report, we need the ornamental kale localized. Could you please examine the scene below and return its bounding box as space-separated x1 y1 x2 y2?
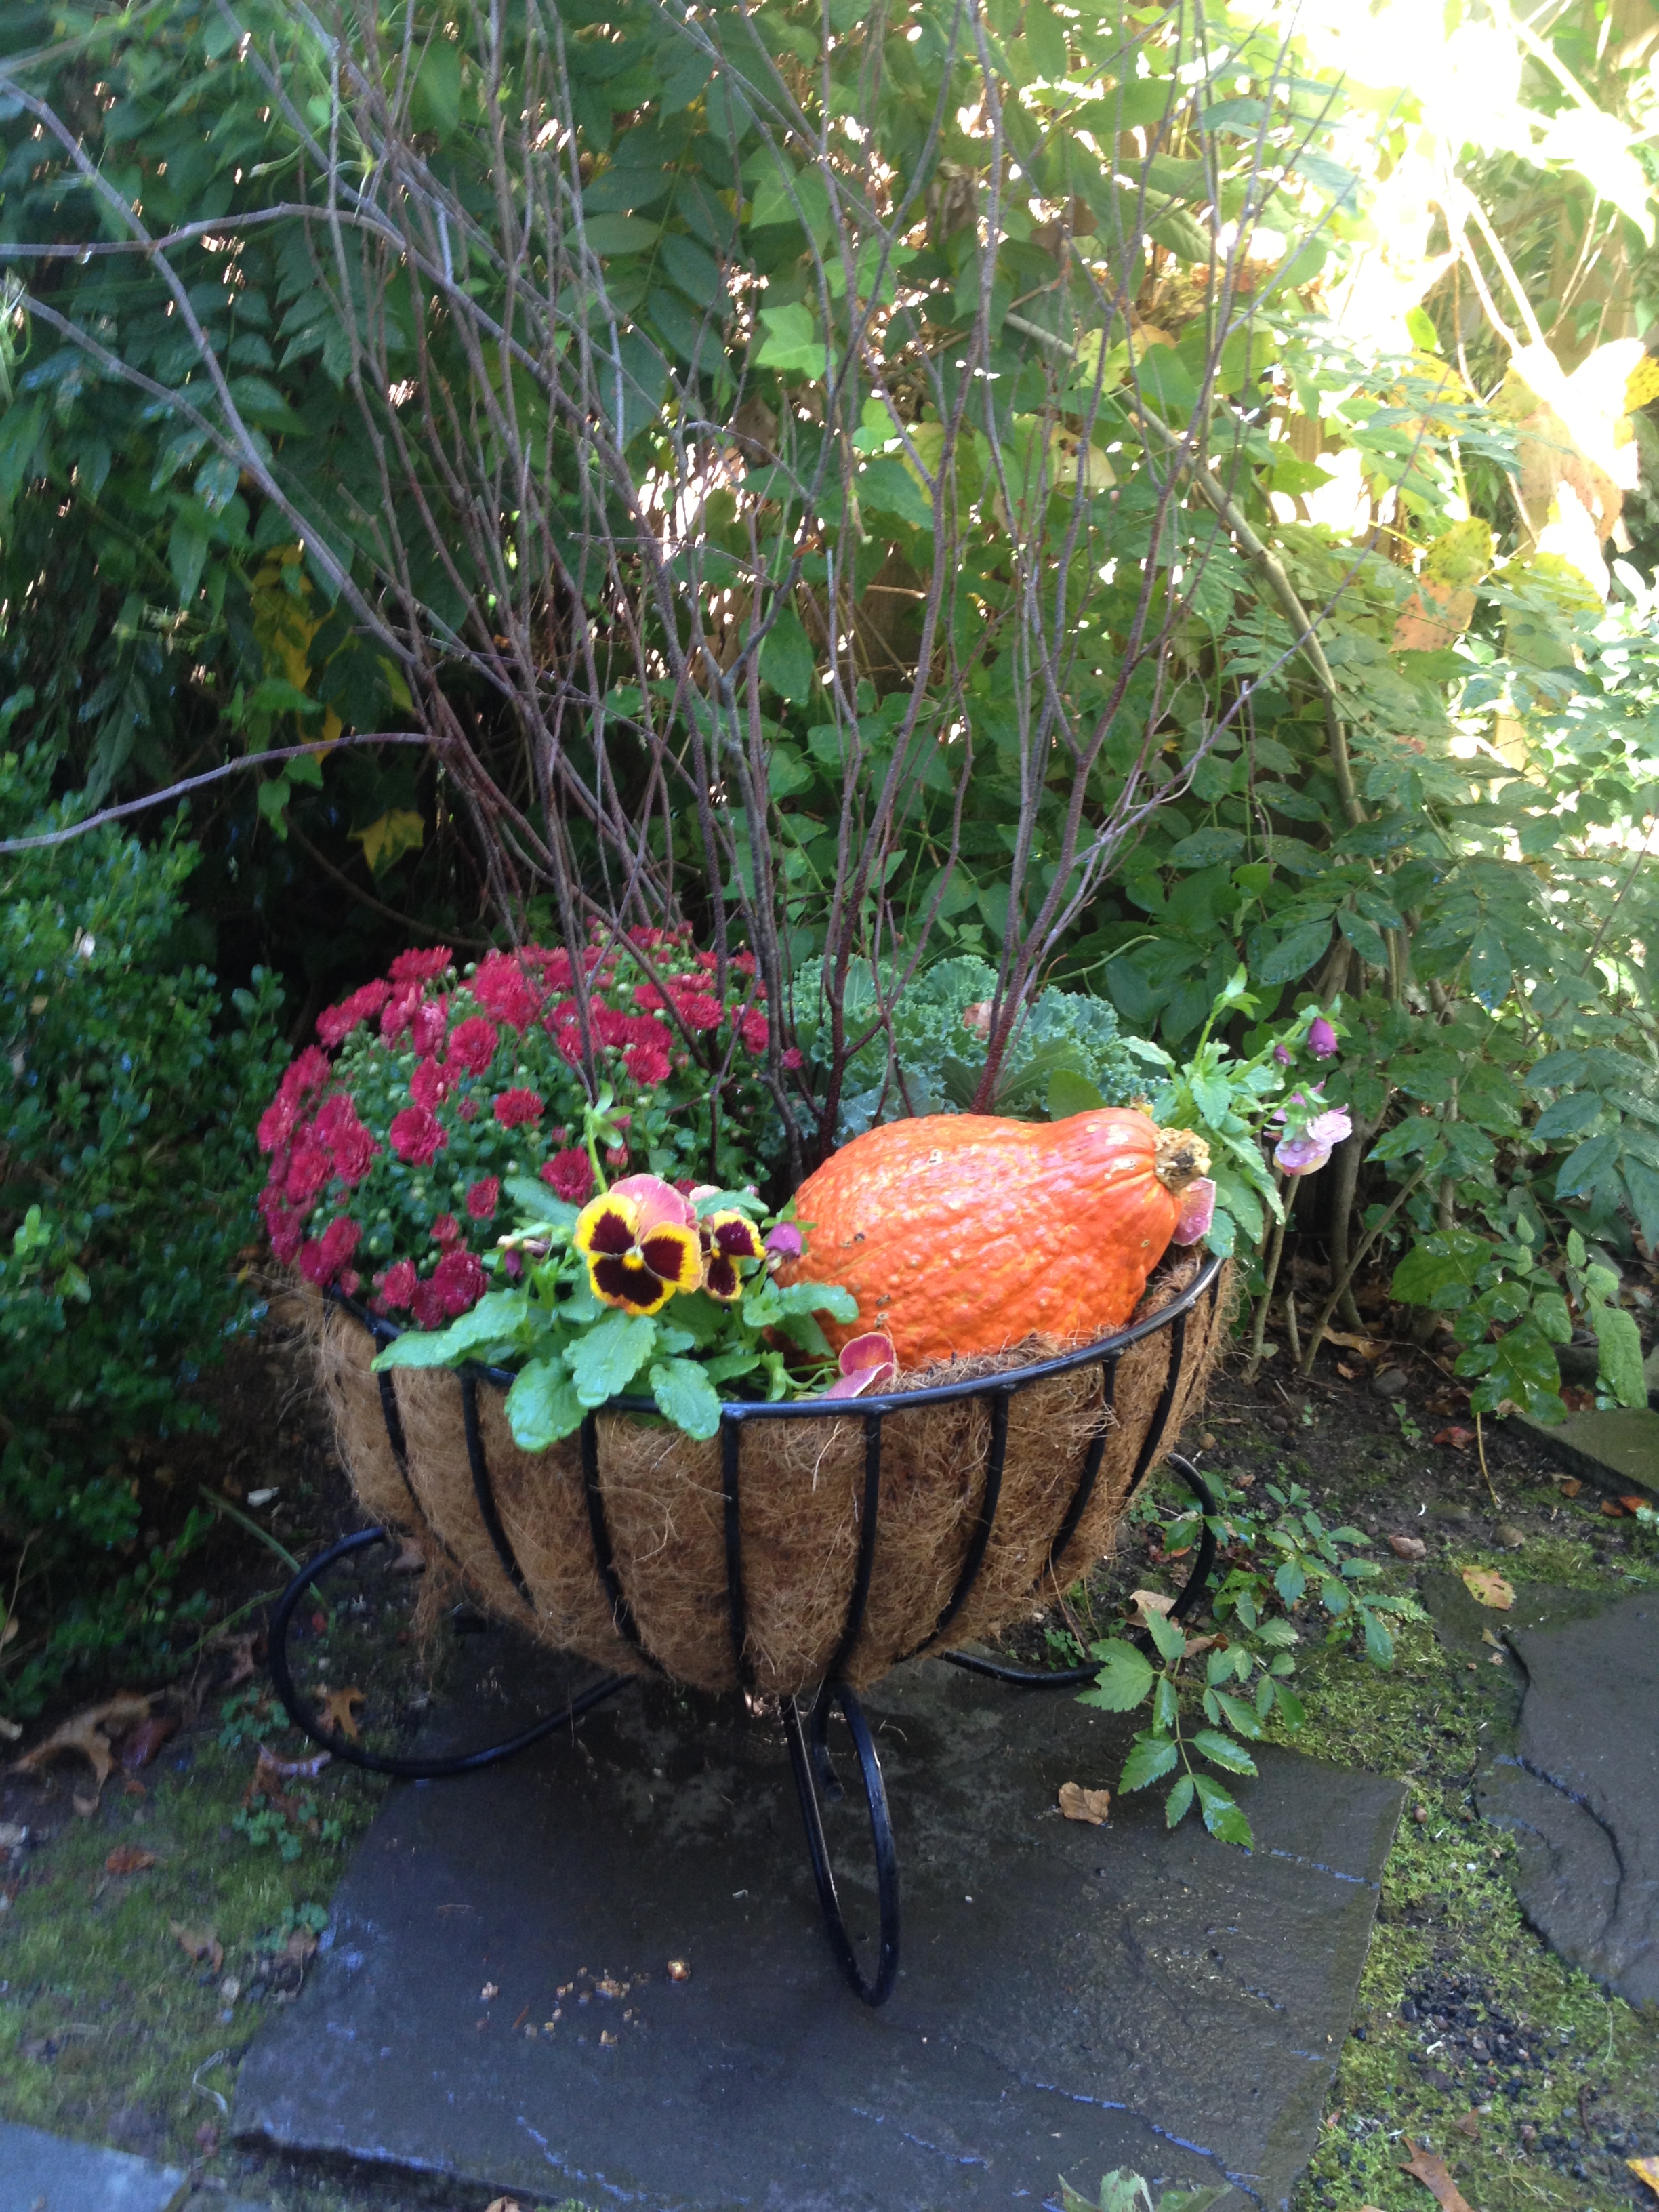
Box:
253 929 786 1326
790 954 1139 1141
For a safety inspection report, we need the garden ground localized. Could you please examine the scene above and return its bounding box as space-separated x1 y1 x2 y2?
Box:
1 1311 1656 2212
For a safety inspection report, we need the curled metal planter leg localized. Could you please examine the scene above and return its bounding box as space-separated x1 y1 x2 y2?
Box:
783 1681 900 2007
268 1527 635 1780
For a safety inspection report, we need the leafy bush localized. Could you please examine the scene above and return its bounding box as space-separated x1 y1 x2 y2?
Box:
1 753 285 1715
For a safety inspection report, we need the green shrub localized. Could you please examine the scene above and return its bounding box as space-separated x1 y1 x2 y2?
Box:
1 752 285 1716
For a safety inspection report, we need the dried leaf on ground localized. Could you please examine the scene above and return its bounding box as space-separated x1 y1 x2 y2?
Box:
1626 2156 1659 2199
1433 1426 1475 1451
1454 2112 1480 2139
104 1845 157 1875
1399 2138 1477 2212
1460 1568 1515 1610
72 1793 99 1818
9 1693 153 1792
1131 1589 1175 1621
1559 1477 1582 1497
1389 1534 1428 1561
113 1713 179 1773
283 1927 319 1963
1320 1328 1377 1354
261 1746 331 1781
1619 1495 1652 1515
1058 1782 1112 1825
209 1632 260 1690
319 1685 366 1741
484 2200 525 2212
171 1922 224 1974
388 1539 428 1572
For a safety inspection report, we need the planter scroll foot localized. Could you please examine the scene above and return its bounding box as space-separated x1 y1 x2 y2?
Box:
268 1525 635 1779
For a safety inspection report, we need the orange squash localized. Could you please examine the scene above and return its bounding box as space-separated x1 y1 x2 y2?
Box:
781 1109 1210 1370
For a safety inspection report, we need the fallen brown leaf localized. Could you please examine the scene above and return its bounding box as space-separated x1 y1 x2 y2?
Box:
1322 1328 1377 1355
1460 1568 1515 1610
1627 2156 1659 2199
483 2200 525 2212
113 1713 179 1774
282 1927 319 1963
1399 2138 1477 2212
666 1959 691 1982
1433 1426 1475 1451
1559 1477 1582 1498
1454 2112 1480 2140
319 1685 366 1742
1130 1588 1175 1621
9 1692 153 1795
388 1539 428 1573
104 1845 156 1876
1601 1498 1628 1518
1620 1495 1652 1515
209 1632 260 1691
171 1921 224 1975
1389 1534 1428 1561
1058 1782 1112 1826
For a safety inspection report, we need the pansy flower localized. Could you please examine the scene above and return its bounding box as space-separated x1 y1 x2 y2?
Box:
698 1210 765 1302
573 1174 703 1315
822 1333 897 1399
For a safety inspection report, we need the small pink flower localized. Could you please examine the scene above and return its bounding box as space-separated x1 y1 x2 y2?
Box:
625 1038 671 1087
447 1015 499 1076
375 1258 417 1311
410 1056 452 1111
1308 1016 1338 1061
317 979 393 1048
1273 1042 1292 1067
1273 1109 1352 1176
411 1277 448 1330
823 1332 898 1400
466 1177 500 1221
431 1247 487 1317
781 1046 804 1071
390 947 452 985
740 1010 769 1052
430 1213 462 1248
299 1215 361 1288
541 1147 595 1204
389 1104 447 1165
493 1086 544 1129
764 1222 804 1261
410 1000 448 1058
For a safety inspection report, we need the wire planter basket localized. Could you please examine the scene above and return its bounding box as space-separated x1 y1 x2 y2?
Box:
269 1248 1229 2007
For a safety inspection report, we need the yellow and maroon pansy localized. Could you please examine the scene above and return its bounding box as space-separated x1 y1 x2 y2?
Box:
698 1210 766 1302
573 1174 703 1315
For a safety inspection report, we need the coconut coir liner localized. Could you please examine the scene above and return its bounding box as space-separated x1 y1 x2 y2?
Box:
311 1251 1231 1696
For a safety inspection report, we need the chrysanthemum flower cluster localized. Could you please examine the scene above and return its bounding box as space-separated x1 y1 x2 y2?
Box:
255 932 783 1326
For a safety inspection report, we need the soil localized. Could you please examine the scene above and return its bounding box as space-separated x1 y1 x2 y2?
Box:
1 1313 1656 2212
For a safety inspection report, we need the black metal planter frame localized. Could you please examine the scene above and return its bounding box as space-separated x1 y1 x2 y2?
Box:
268 1251 1225 2008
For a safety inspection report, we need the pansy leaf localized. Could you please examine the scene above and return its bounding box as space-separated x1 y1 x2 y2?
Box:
569 1309 659 1406
504 1357 586 1450
649 1357 722 1440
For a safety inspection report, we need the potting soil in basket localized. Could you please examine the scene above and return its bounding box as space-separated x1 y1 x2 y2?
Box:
312 1250 1231 1697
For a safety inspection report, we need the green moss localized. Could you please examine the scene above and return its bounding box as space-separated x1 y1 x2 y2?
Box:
0 1730 386 2165
1284 1624 1659 2212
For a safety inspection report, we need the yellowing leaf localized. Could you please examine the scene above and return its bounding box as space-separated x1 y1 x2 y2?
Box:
350 810 425 878
1460 1567 1515 1610
1625 359 1659 415
1626 2156 1659 2200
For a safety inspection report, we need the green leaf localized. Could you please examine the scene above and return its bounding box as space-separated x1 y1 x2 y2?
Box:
1193 1772 1253 1846
1078 1639 1156 1711
1048 1067 1106 1118
504 1177 580 1232
772 1279 859 1320
1259 918 1333 986
1557 1130 1620 1200
755 302 828 378
1192 1729 1258 1776
1212 1691 1264 1739
1164 1772 1196 1828
168 511 211 608
1118 1734 1180 1792
1361 1607 1395 1667
761 608 816 702
1145 1609 1187 1662
649 1357 723 1439
504 1357 586 1450
1591 1300 1646 1409
1273 1559 1305 1605
568 1309 659 1406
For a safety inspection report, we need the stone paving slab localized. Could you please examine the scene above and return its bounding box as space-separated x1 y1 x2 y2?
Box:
1512 1404 1659 1499
0 2118 186 2212
234 1629 1403 2212
1476 1589 1658 2006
